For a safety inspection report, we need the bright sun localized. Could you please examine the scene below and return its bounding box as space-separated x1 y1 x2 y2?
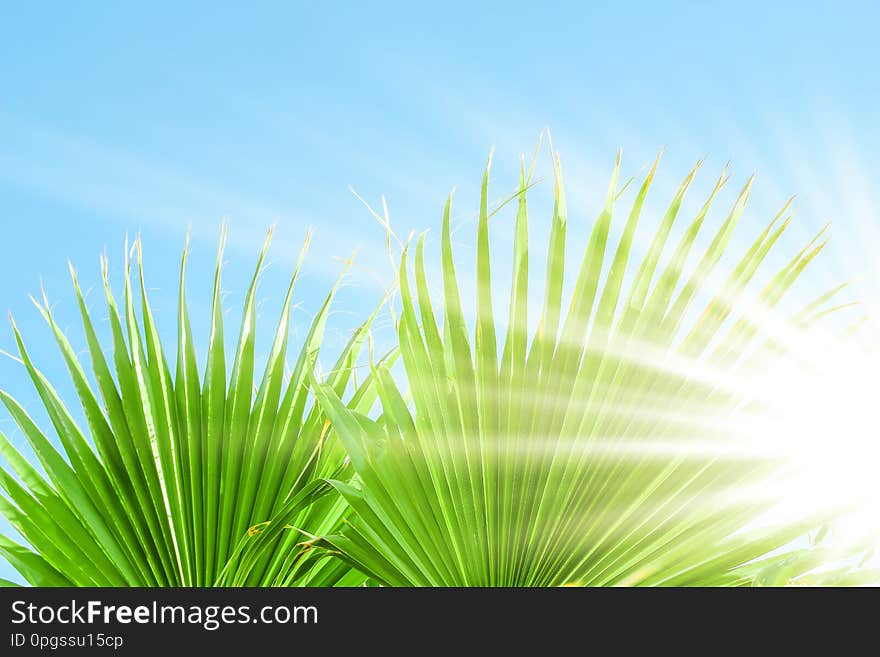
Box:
751 331 880 562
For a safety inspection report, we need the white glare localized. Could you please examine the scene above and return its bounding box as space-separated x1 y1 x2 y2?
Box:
751 334 880 557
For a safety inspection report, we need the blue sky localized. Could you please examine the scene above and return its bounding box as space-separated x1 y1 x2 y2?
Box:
1 1 879 582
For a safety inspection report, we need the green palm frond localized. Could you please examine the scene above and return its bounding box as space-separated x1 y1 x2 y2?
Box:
312 148 840 587
0 227 381 586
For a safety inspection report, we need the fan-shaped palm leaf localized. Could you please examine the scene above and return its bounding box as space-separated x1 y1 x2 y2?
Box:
313 148 840 586
0 228 381 586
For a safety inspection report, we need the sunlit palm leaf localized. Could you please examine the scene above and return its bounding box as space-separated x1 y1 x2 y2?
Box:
313 148 842 586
